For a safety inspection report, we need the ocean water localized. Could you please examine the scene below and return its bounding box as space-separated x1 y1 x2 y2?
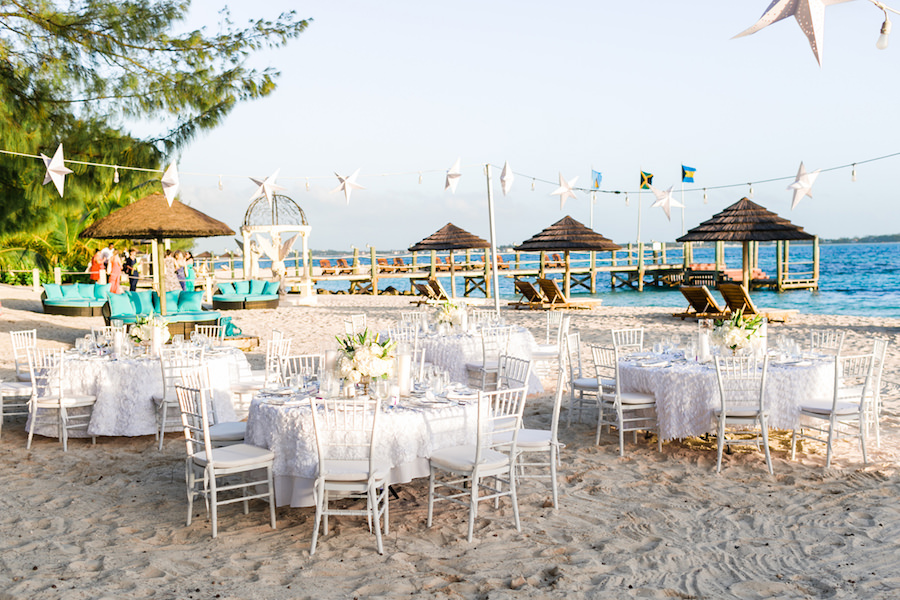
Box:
214 242 900 318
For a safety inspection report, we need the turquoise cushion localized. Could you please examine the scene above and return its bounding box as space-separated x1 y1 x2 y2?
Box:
234 280 251 294
108 293 135 317
217 282 235 295
44 299 93 307
43 283 62 300
163 291 180 313
171 311 219 323
178 291 204 312
93 284 111 301
75 283 97 299
263 280 280 295
61 285 81 299
245 294 277 303
212 294 247 302
249 279 266 295
127 290 155 315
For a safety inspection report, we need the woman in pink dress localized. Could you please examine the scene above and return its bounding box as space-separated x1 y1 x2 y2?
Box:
108 248 123 293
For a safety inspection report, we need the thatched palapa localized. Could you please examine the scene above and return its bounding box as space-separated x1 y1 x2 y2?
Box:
408 223 490 252
79 193 234 240
514 215 621 252
676 197 814 243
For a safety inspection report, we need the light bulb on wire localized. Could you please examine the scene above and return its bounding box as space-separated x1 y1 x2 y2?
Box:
218 174 223 191
851 164 858 182
703 188 708 204
113 166 119 184
878 12 892 49
748 183 754 199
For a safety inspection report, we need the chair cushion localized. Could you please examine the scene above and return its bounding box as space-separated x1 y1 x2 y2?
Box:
492 428 551 449
42 283 63 300
178 290 204 312
93 284 111 301
800 398 859 416
321 458 390 482
714 408 765 419
75 283 97 299
108 293 136 317
170 311 219 323
244 294 277 303
194 443 274 468
234 280 251 294
573 377 600 390
264 280 280 295
249 279 266 295
61 285 82 299
43 299 96 307
208 421 247 442
164 291 181 312
217 282 236 295
430 445 509 472
127 290 155 314
602 391 656 405
0 381 32 395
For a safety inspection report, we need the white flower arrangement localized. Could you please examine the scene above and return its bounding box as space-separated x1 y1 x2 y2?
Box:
129 314 170 345
336 329 396 384
435 301 466 328
712 309 765 353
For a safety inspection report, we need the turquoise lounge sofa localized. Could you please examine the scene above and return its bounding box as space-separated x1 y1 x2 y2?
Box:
102 290 220 337
212 279 280 310
42 283 111 317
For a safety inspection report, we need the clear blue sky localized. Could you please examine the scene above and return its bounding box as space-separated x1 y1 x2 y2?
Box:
176 1 898 253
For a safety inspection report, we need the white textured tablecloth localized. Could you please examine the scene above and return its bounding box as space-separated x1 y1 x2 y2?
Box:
246 396 480 507
419 327 543 394
618 354 834 441
28 348 245 438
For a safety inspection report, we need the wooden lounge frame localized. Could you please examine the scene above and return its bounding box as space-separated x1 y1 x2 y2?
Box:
428 278 451 301
319 259 338 275
536 278 599 310
508 280 548 310
717 283 798 323
673 285 730 320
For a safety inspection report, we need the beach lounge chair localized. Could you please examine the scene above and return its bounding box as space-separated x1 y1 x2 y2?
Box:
495 254 510 270
411 282 439 305
673 285 730 320
434 256 451 272
335 258 354 275
717 283 798 323
319 259 338 275
392 257 410 272
376 258 397 273
536 278 598 310
428 278 451 301
508 280 547 310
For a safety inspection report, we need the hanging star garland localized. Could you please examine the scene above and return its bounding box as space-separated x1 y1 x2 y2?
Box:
649 184 684 221
550 173 578 209
445 158 462 193
40 144 73 197
733 0 854 66
249 169 286 206
331 169 365 203
787 161 820 209
161 163 180 207
500 161 515 196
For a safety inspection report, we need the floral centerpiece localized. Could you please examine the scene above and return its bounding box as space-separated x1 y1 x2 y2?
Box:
435 300 466 330
129 314 170 345
335 329 396 391
712 309 766 355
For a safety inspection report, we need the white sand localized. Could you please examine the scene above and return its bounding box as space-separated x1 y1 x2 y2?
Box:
1 283 899 599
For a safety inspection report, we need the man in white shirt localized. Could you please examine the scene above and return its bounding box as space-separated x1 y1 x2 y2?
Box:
99 242 114 268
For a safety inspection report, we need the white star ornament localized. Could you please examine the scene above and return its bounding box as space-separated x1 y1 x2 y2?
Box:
649 184 684 221
787 161 820 209
249 169 286 206
445 158 462 194
41 144 74 197
500 161 515 196
161 163 180 206
550 173 578 209
331 169 365 204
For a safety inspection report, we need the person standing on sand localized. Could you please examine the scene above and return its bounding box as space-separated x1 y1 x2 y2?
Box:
174 250 187 291
123 248 140 292
164 249 180 292
184 251 195 291
107 247 124 294
88 248 104 283
99 242 114 269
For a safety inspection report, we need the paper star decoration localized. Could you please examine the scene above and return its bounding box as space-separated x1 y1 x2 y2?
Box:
249 169 286 206
649 185 684 221
161 163 179 207
41 144 73 197
550 173 578 209
331 169 365 204
500 161 515 196
733 0 854 66
787 161 820 209
445 158 462 194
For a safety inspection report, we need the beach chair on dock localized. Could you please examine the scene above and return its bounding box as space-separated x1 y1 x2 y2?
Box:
509 280 547 310
434 256 451 272
319 259 338 275
393 257 410 272
536 278 598 310
673 285 730 320
335 259 354 275
717 283 798 323
428 278 451 301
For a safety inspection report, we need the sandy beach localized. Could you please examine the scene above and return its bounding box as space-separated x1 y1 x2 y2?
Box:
1 283 899 599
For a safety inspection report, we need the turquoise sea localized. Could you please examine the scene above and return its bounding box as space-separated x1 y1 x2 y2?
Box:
218 242 900 319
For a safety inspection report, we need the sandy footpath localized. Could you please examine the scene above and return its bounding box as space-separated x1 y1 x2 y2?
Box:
1 284 899 599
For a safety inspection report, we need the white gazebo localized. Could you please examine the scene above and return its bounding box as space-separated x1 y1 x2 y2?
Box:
240 194 316 305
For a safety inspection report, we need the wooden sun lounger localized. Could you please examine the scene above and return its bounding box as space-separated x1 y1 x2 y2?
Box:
673 285 730 320
411 282 438 305
717 283 799 323
335 258 354 275
428 278 451 301
536 278 600 310
319 259 338 275
508 280 548 310
392 257 411 272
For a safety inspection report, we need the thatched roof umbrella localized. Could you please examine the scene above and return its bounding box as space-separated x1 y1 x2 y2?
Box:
80 193 235 315
409 223 490 298
514 215 621 296
676 197 814 285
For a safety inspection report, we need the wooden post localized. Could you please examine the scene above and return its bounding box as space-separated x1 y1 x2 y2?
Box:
352 247 359 271
563 251 571 297
784 240 790 280
370 246 378 295
151 239 160 291
430 250 436 278
32 268 40 293
449 250 456 299
627 243 634 266
539 251 546 279
742 241 751 287
637 242 645 292
157 240 167 316
590 250 597 294
776 240 784 292
661 242 667 264
54 267 62 285
412 251 418 270
514 251 520 270
812 236 820 284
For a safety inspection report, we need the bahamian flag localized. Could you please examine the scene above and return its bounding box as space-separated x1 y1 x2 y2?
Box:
640 171 653 190
592 170 602 189
682 165 696 183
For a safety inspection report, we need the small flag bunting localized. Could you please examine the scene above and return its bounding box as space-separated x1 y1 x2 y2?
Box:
591 170 602 189
640 171 653 190
682 165 696 183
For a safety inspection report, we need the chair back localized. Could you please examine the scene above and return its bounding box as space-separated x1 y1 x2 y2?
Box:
717 283 758 315
871 339 888 401
481 325 511 368
194 324 225 343
545 310 564 344
810 329 845 355
514 280 543 303
537 278 566 303
833 354 874 410
389 321 419 343
611 328 644 354
399 311 425 328
175 383 213 462
179 364 220 423
477 386 527 465
281 353 325 385
27 347 63 400
264 338 292 386
344 313 367 335
714 356 769 418
428 278 450 300
498 355 532 389
309 395 381 480
91 325 126 345
564 331 586 381
159 347 205 411
680 285 723 314
470 309 497 329
11 329 37 380
588 344 617 392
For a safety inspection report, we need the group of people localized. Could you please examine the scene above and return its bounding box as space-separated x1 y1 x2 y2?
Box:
88 243 196 294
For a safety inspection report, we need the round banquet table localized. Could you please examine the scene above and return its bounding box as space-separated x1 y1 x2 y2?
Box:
417 326 543 394
246 395 480 507
618 352 834 441
28 347 246 438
